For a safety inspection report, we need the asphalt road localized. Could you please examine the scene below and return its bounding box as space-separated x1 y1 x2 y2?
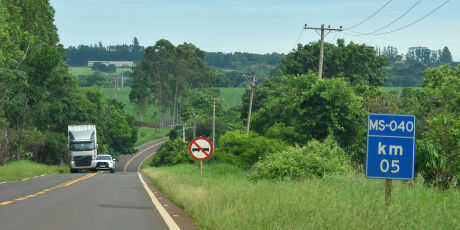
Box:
0 137 175 230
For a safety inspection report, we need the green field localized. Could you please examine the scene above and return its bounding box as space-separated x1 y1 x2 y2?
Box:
142 164 459 230
95 86 246 125
0 160 69 182
218 87 245 109
135 127 170 147
99 87 160 124
69 66 132 76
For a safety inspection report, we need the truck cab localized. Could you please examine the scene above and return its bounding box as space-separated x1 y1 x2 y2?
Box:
68 125 97 173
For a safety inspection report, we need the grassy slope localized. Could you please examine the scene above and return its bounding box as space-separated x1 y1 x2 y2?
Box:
99 87 160 124
0 160 69 182
142 164 459 230
218 87 245 109
134 127 169 147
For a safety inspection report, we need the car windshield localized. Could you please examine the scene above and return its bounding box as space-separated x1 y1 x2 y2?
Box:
70 141 94 151
96 155 112 160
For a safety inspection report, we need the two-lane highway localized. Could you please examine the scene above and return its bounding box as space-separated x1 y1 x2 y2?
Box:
0 137 174 230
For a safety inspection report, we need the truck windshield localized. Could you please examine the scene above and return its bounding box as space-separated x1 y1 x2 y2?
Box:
70 141 94 151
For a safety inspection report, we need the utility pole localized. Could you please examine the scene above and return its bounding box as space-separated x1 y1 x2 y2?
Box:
182 123 186 142
120 72 124 88
113 78 117 98
192 110 197 139
303 24 343 79
211 97 218 147
205 97 219 147
246 74 256 135
188 108 197 139
233 87 237 106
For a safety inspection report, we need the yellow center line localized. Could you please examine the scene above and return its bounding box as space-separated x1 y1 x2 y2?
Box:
123 141 165 172
0 172 98 206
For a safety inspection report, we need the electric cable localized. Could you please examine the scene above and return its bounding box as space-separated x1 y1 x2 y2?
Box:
341 0 449 36
344 0 393 31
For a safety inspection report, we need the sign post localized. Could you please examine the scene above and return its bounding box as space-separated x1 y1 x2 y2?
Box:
366 114 416 203
189 137 213 176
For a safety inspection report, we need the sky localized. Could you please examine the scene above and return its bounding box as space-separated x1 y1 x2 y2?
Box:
50 0 459 61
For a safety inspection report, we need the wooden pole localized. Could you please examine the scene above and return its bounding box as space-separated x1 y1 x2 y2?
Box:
212 98 216 147
200 161 203 176
385 179 392 204
318 24 325 79
246 74 256 135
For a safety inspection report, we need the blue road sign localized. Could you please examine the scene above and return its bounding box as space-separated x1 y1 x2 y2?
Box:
366 114 416 180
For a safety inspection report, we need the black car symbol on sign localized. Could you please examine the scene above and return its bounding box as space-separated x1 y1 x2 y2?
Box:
192 147 209 153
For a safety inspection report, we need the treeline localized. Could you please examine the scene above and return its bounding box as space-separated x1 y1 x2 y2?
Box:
0 0 137 166
65 38 144 66
151 39 459 189
206 52 284 78
377 46 455 86
65 42 284 86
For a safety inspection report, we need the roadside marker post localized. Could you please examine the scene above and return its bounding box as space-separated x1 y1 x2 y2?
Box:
366 113 416 204
189 137 213 176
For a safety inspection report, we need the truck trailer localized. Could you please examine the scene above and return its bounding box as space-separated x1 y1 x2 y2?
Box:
68 125 98 173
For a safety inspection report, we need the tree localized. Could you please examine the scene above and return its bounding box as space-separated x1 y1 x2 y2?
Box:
247 73 366 162
130 39 214 125
440 46 452 64
400 64 460 188
276 39 387 86
0 0 138 165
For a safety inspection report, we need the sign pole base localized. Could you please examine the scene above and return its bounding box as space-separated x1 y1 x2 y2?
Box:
200 161 203 176
385 179 392 204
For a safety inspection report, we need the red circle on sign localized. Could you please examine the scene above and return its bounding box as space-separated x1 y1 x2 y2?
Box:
189 137 213 161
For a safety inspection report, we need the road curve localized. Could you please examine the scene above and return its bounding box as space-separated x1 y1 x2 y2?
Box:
0 137 173 230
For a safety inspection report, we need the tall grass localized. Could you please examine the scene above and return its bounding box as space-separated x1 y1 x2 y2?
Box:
0 160 69 182
142 164 459 230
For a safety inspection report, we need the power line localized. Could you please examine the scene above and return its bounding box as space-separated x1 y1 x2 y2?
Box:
350 0 422 35
345 0 393 31
342 0 449 36
368 0 450 35
293 24 306 50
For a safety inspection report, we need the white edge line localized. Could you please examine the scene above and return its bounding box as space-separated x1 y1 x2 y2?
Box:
138 172 180 230
138 151 157 172
1 174 49 184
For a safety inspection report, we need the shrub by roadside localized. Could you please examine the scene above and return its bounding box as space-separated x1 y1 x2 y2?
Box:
150 139 194 167
212 131 287 169
249 136 352 181
0 160 69 182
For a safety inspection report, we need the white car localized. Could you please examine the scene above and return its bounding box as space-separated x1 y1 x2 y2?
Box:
94 155 116 173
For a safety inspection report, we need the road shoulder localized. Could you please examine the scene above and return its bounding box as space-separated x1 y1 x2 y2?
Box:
140 172 198 230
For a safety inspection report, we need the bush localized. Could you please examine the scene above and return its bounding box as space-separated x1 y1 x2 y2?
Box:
416 114 459 188
213 131 286 169
150 139 194 167
249 136 352 181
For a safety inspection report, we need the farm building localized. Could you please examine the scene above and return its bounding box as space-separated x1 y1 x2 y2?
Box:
88 61 135 68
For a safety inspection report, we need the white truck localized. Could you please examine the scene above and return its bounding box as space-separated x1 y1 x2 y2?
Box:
68 125 98 173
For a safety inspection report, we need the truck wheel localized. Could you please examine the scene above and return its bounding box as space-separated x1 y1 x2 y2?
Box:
110 169 115 173
70 169 78 173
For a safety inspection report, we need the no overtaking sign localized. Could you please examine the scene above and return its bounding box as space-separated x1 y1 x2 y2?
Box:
189 137 213 161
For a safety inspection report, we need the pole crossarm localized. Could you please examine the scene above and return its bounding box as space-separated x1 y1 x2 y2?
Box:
303 24 343 78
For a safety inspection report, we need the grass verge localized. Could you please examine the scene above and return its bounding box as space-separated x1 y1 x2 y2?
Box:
0 160 69 182
142 163 459 230
135 127 170 147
